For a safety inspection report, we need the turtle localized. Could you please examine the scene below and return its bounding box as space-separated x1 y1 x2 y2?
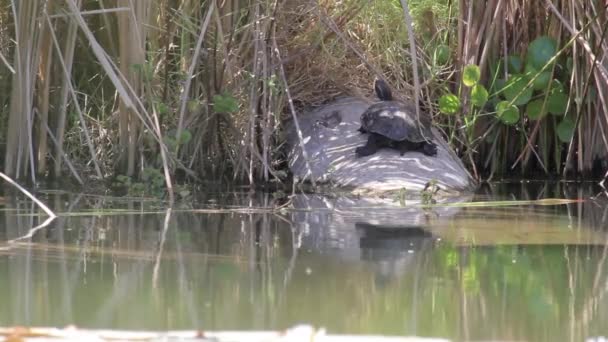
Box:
355 79 438 158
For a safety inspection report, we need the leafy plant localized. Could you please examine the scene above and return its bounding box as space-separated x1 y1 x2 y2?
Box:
439 94 461 114
213 93 239 113
496 101 520 125
421 179 440 205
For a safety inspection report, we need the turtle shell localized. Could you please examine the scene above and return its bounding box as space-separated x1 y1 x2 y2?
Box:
360 101 433 143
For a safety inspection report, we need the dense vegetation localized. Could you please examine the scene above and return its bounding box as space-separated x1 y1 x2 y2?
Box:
0 0 607 196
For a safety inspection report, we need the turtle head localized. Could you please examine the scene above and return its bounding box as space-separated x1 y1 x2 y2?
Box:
374 78 393 101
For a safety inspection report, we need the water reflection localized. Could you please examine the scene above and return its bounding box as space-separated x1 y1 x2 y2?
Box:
0 183 607 341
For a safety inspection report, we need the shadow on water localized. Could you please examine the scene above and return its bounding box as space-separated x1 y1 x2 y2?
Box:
0 182 607 341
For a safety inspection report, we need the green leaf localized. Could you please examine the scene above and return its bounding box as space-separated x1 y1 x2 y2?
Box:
566 57 573 75
527 36 557 70
164 136 177 150
557 117 575 143
546 82 568 115
434 44 450 65
526 99 547 121
187 100 202 113
156 102 169 116
507 55 523 73
550 79 565 93
213 93 239 113
490 78 506 96
439 94 461 114
470 84 489 107
524 64 552 91
503 74 533 106
462 64 481 87
496 101 520 125
178 130 192 145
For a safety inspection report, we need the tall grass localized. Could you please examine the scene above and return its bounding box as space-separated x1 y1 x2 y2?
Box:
0 0 606 195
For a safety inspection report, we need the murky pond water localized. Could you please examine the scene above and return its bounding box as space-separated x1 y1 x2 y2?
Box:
1 182 607 341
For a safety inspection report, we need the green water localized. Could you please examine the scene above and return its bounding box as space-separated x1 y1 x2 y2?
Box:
0 182 607 341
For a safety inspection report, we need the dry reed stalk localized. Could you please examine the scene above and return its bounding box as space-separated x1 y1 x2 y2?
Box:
116 0 149 176
53 0 80 177
399 0 423 143
34 108 84 184
36 2 54 176
0 172 56 218
175 3 214 153
97 0 119 57
261 0 281 182
5 0 41 181
0 51 15 73
64 0 177 198
45 11 102 179
273 34 316 187
62 2 160 140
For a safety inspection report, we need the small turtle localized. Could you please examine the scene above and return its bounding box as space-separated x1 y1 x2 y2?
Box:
355 79 438 158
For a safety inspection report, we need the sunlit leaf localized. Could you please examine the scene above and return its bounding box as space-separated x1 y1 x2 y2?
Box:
439 93 461 114
471 84 488 108
462 64 481 87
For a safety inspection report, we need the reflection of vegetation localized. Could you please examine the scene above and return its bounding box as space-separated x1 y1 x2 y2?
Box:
1 184 607 339
2 204 607 339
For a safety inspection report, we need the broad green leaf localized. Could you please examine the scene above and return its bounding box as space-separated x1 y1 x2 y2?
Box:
507 55 523 73
213 93 239 113
471 84 489 107
547 92 568 115
524 64 552 91
462 64 481 87
434 44 450 65
557 117 575 143
439 94 461 114
527 36 557 70
546 82 568 115
526 99 547 121
496 101 520 125
503 74 533 106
